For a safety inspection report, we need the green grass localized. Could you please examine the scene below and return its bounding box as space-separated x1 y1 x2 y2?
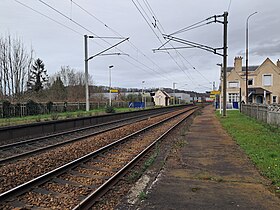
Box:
0 107 137 127
216 111 280 187
138 191 148 200
128 149 159 182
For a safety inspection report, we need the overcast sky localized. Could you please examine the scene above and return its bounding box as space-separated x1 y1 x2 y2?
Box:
1 0 279 92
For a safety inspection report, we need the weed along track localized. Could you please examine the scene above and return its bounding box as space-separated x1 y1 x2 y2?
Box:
0 106 197 209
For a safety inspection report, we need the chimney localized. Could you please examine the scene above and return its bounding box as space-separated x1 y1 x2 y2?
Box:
277 59 280 68
234 56 243 72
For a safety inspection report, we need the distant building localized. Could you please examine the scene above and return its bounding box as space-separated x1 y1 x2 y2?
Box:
220 57 280 106
169 92 191 104
153 90 170 106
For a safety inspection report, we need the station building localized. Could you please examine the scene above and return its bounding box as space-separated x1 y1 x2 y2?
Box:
220 57 280 107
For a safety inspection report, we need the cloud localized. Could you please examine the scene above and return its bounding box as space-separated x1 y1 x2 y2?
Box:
250 40 280 56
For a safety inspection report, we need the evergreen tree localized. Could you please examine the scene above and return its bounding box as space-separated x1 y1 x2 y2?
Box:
28 58 48 92
49 77 67 101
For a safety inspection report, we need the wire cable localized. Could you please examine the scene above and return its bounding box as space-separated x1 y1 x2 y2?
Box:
37 0 175 82
227 0 232 12
132 0 196 82
142 1 211 84
15 0 175 84
71 0 174 82
14 0 82 36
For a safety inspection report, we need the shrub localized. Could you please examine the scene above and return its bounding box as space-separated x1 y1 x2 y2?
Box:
51 113 59 120
46 101 53 113
66 113 73 119
105 105 115 113
15 103 21 117
35 115 42 122
2 100 12 118
77 112 85 118
26 100 39 116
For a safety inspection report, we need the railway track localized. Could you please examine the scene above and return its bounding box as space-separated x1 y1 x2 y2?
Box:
0 105 190 144
0 109 177 165
0 106 197 209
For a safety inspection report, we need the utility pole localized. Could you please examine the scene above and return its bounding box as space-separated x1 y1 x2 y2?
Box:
222 11 228 117
84 35 90 112
159 12 228 115
84 35 129 112
109 65 114 107
173 82 176 105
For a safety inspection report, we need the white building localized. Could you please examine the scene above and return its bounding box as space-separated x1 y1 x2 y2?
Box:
153 90 170 106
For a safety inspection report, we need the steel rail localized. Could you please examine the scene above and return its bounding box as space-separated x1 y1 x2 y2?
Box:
0 108 175 149
0 106 197 204
0 104 191 143
0 108 177 165
73 108 197 209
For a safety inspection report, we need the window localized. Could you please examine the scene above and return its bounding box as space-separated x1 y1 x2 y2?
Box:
263 74 272 86
248 79 253 86
228 81 239 88
273 96 277 103
228 93 239 103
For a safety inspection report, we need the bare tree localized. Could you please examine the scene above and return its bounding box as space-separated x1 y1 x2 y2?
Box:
49 66 93 101
0 35 33 101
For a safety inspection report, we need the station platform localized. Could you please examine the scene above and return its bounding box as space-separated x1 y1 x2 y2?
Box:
139 105 280 210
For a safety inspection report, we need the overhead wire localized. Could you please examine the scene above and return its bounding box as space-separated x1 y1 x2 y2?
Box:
132 0 196 83
170 18 210 36
36 0 173 82
70 0 173 82
15 0 172 82
143 0 211 83
139 0 210 84
227 0 232 12
14 0 82 36
70 0 174 82
37 0 100 38
173 22 214 34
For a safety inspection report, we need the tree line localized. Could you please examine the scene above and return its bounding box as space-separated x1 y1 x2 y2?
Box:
0 34 198 106
0 35 93 103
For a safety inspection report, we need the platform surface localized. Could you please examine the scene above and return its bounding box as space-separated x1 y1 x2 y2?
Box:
140 106 280 210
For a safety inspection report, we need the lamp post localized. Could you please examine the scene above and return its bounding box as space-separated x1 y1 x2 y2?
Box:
141 81 145 108
109 65 114 106
245 12 257 104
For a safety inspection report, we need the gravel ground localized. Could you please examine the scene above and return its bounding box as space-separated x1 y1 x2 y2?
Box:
0 108 189 194
91 111 196 209
0 108 194 209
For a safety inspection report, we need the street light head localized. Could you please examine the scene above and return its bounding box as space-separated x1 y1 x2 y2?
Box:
109 65 114 69
247 12 258 22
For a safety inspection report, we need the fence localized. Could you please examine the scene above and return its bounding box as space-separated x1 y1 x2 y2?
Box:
0 101 129 118
241 104 280 126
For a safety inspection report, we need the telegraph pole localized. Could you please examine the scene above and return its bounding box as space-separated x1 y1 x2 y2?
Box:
222 12 228 116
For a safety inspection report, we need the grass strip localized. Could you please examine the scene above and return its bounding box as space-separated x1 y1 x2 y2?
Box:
216 110 280 189
0 107 137 127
